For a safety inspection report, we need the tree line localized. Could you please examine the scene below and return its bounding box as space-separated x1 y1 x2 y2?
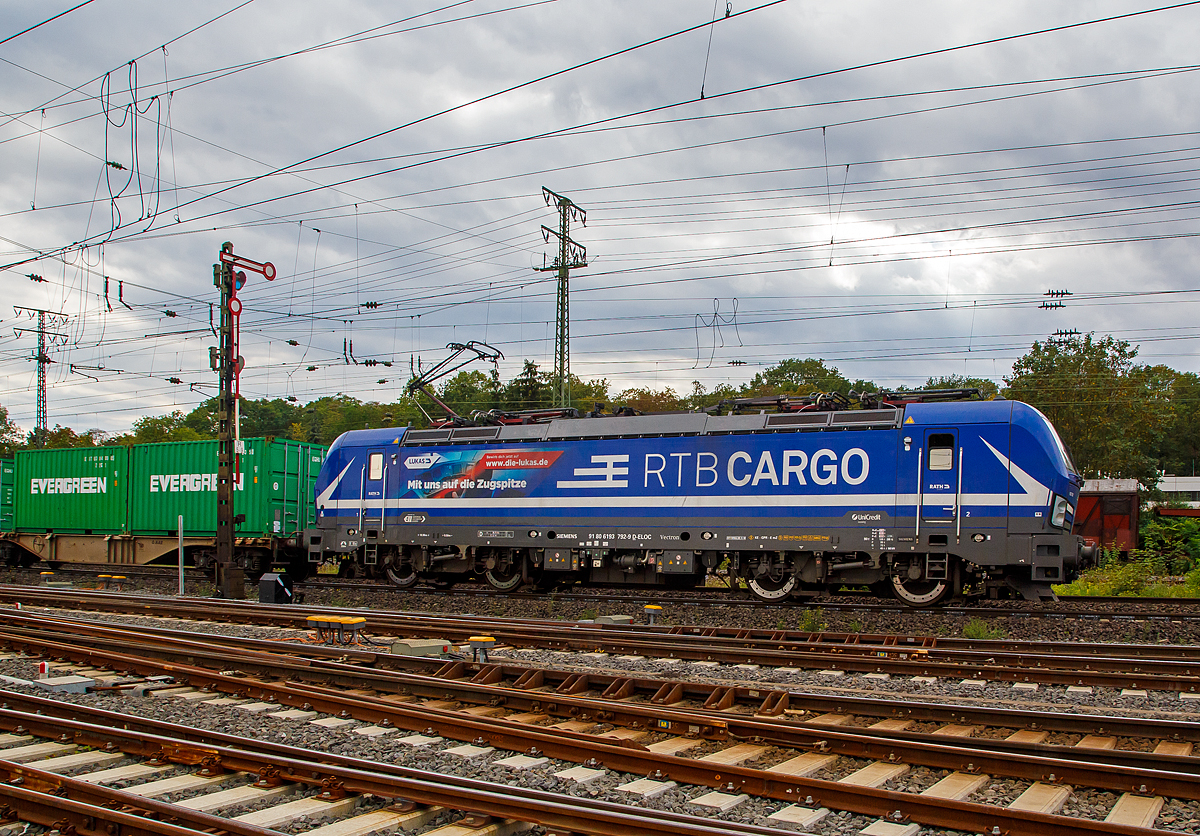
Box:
2 334 1196 488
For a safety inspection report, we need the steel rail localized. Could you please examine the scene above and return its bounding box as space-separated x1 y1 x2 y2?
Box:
0 684 1165 836
64 610 1200 745
0 759 280 836
3 617 1200 816
17 567 1200 619
11 609 1200 744
3 587 1198 690
0 705 789 836
4 584 1197 660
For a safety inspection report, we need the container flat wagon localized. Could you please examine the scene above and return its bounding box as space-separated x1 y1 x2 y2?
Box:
1073 478 1138 555
0 438 326 576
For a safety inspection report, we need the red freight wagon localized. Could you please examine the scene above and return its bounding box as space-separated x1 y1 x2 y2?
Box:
1074 478 1138 555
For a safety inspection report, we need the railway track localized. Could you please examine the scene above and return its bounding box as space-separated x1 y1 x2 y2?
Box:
10 563 1200 619
0 690 779 836
0 603 1196 831
4 586 1200 690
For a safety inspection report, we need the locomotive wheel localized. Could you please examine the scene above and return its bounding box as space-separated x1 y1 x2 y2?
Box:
747 571 796 601
384 562 419 589
891 576 949 607
484 564 523 592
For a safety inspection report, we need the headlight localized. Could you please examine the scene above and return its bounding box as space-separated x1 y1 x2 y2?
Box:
1051 495 1069 528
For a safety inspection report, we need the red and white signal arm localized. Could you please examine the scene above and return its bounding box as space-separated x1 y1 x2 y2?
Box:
228 297 242 316
220 250 276 281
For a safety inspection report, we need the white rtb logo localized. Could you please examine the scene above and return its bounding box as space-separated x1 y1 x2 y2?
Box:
557 455 630 489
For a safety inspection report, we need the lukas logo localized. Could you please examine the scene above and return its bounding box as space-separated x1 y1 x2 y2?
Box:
404 454 443 471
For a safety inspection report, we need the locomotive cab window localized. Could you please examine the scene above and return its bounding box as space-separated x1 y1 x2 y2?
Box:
927 434 955 470
367 452 384 480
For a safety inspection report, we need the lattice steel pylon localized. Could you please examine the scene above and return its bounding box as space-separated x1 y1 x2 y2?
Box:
13 306 67 447
534 187 588 408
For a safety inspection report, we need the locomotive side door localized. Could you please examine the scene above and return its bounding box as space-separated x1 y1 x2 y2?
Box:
921 429 959 526
363 449 386 529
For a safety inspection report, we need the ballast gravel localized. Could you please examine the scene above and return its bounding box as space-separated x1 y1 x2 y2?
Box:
1 586 1199 832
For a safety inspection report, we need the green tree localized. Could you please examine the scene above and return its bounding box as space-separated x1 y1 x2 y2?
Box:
438 370 499 419
747 358 850 395
1158 370 1200 477
124 411 204 444
504 361 553 411
39 425 108 448
924 374 1000 399
0 405 24 457
1004 334 1173 485
569 375 611 411
613 386 686 413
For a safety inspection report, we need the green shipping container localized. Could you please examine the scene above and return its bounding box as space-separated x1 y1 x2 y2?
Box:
128 438 326 537
1 460 13 532
12 446 129 534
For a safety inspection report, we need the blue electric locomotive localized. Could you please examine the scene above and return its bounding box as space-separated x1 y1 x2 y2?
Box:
304 396 1089 605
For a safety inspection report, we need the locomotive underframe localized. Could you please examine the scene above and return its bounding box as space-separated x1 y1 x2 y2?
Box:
307 518 1081 606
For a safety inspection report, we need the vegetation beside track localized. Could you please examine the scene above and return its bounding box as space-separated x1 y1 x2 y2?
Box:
1056 553 1200 598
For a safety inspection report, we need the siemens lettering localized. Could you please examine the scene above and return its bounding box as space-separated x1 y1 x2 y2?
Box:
29 477 107 495
643 447 869 489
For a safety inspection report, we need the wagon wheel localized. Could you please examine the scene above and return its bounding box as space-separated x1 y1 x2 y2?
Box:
384 561 419 589
890 576 949 607
484 562 523 592
746 568 796 601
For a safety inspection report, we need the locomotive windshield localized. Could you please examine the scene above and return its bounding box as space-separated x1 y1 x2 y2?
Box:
1033 406 1076 475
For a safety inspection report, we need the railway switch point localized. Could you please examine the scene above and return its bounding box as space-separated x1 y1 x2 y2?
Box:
469 636 496 663
644 604 662 625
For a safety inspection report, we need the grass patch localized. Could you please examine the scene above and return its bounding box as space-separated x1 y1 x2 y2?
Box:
1055 560 1200 598
961 617 1006 640
796 608 827 633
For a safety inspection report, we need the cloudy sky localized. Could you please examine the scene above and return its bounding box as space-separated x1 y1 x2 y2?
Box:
2 0 1200 434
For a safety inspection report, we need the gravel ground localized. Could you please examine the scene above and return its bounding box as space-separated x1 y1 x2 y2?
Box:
2 576 1200 833
9 566 1200 645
